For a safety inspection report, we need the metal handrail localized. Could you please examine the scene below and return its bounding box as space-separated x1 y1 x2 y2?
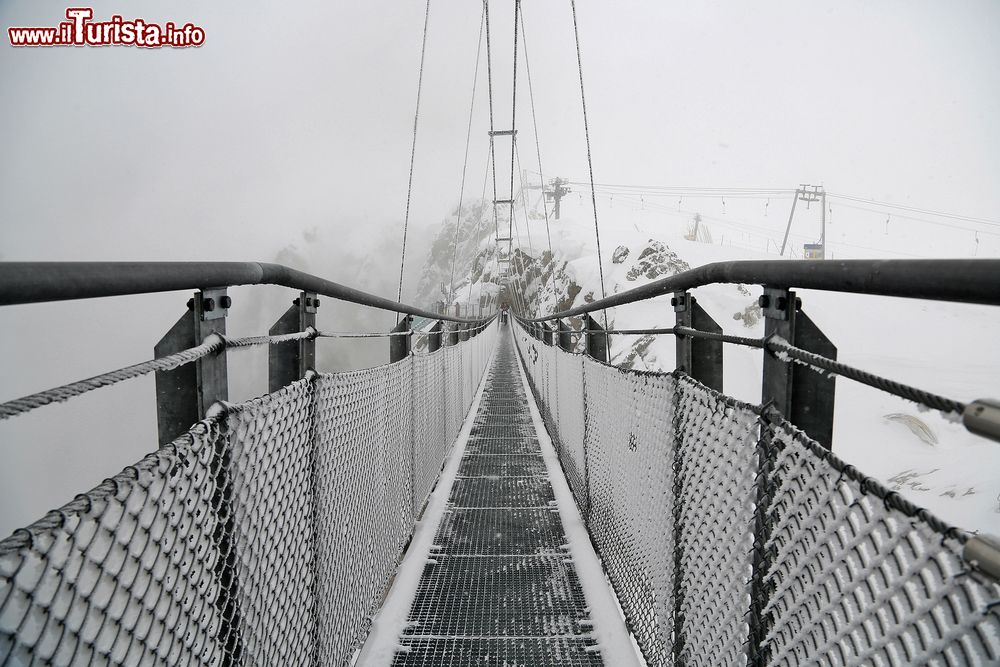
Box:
0 261 491 324
518 258 1000 321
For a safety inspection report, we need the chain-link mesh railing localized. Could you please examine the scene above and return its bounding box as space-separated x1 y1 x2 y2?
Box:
512 323 1000 667
0 324 497 666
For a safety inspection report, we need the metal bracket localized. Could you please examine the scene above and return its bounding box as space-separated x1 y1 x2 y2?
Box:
759 286 800 322
557 319 573 352
445 323 459 347
295 294 319 315
761 289 837 449
585 315 609 363
427 320 444 353
963 534 1000 581
963 399 1000 444
193 287 230 322
155 290 229 445
671 292 691 313
268 291 317 392
673 291 723 392
390 315 412 362
542 323 554 346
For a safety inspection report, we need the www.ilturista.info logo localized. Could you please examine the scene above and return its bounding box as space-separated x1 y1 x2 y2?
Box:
8 8 205 48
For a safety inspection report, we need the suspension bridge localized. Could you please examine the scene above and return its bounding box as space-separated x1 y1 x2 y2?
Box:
2 1 1000 665
0 258 999 666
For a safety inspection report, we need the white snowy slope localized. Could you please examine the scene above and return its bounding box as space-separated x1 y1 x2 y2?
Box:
419 194 1000 534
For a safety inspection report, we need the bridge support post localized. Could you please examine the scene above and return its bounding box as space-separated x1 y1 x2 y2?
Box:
541 323 554 346
267 291 317 392
390 315 412 362
557 319 573 352
584 315 609 363
459 323 470 342
760 287 837 448
427 320 443 352
445 323 459 347
673 291 723 392
154 288 229 446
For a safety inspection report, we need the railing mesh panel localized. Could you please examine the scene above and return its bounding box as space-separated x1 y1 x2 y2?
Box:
0 324 496 666
513 322 1000 667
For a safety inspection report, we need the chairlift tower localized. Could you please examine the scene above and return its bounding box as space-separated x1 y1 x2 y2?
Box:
546 177 572 220
780 184 827 259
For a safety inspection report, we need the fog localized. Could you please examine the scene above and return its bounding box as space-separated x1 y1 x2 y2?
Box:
2 1 998 535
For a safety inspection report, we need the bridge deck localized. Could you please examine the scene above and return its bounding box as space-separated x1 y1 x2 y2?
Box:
392 328 604 666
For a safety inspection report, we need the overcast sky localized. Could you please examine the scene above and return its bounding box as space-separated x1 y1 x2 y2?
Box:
2 0 999 266
1 1 999 533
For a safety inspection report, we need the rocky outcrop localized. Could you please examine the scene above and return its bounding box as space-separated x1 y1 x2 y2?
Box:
625 240 691 281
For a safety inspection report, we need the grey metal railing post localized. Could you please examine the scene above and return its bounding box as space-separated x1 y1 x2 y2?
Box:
459 323 470 342
268 291 317 392
154 288 230 446
760 288 837 448
541 322 553 346
584 315 609 363
428 320 443 352
672 291 723 392
153 288 240 662
390 315 412 363
445 323 459 347
750 287 837 664
557 319 573 352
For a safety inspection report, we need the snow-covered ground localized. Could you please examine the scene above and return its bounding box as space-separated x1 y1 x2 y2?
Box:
433 194 1000 534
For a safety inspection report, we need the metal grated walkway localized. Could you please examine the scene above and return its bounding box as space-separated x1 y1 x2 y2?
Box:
392 327 604 666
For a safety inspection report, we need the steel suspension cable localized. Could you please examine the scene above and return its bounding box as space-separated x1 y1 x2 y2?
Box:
465 148 494 316
483 0 499 243
395 0 433 323
517 5 552 254
510 210 535 316
507 0 521 269
513 146 539 315
447 5 487 308
569 0 609 331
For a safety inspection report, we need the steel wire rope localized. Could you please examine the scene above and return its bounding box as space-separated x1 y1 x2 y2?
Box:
514 146 540 316
569 0 609 332
395 0 433 324
447 5 487 310
506 0 521 277
464 148 494 316
0 330 316 420
826 192 1000 228
517 5 552 255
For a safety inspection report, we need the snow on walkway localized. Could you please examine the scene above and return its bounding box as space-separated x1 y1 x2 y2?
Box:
357 324 642 666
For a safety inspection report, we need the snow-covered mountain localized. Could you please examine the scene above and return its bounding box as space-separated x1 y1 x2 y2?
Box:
414 193 1000 534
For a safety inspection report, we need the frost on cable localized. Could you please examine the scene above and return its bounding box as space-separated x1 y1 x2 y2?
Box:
513 320 1000 667
0 327 497 666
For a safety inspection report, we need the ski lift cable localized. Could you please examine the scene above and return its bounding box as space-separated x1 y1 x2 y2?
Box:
832 202 1000 237
827 192 1000 228
395 0 433 324
446 4 486 308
